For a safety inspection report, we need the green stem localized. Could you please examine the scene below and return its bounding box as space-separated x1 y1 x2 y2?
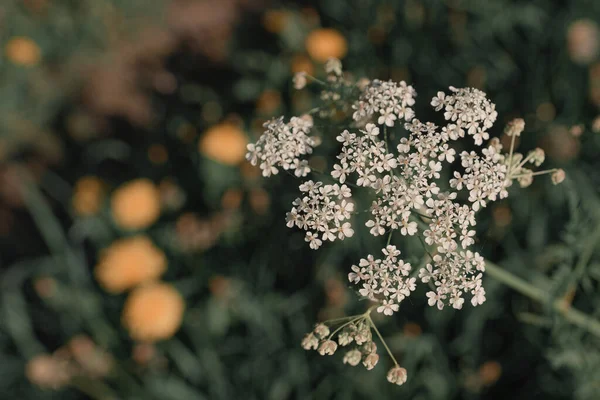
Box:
366 315 399 366
327 316 364 340
484 260 600 338
505 133 517 184
417 235 434 260
510 168 558 179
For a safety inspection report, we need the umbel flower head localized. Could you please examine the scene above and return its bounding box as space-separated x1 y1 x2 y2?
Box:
246 59 566 385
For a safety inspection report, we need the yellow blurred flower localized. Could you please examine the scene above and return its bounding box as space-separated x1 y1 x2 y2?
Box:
305 28 347 62
122 282 185 342
95 236 167 293
111 179 161 230
198 123 248 166
5 36 41 66
72 176 104 217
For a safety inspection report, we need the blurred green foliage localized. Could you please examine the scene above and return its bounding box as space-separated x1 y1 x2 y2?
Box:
1 0 600 399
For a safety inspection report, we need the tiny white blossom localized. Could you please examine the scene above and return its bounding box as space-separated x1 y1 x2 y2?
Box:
293 72 307 90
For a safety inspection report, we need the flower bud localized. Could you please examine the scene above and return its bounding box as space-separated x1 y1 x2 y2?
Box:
301 333 319 350
387 366 408 385
505 118 525 137
325 58 342 76
313 323 330 339
337 331 353 346
293 72 307 90
362 353 379 370
354 322 372 345
551 169 566 185
342 349 362 366
517 170 533 188
361 341 377 354
318 339 338 356
529 148 545 167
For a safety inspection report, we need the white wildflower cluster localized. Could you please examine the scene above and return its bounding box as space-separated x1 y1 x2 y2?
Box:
247 60 566 322
431 86 498 145
245 115 317 177
352 79 416 126
420 251 486 310
332 123 398 187
286 181 354 249
452 144 508 211
348 246 416 315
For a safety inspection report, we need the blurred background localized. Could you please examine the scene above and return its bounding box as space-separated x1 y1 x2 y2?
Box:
1 0 600 399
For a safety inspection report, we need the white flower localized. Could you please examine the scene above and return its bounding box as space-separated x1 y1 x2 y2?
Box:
325 58 343 76
377 300 399 316
332 163 349 183
400 221 418 236
305 232 322 250
336 222 355 239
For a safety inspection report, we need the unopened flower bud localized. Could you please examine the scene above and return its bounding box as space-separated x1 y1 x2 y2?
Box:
361 341 377 354
313 323 330 339
529 148 545 167
337 331 353 346
325 58 343 76
357 78 371 91
387 366 408 385
505 118 525 137
489 137 502 152
517 170 533 188
293 72 307 90
301 333 319 350
551 169 566 185
343 349 362 366
362 353 379 370
353 321 371 345
318 339 338 356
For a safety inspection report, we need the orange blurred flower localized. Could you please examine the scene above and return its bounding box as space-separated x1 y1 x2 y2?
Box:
262 9 291 33
122 282 185 342
5 37 41 66
25 354 71 389
221 188 244 210
199 123 248 166
479 361 502 386
567 19 600 65
256 90 282 115
72 176 104 217
111 179 161 230
291 54 315 76
95 236 167 294
248 188 271 214
305 28 347 62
